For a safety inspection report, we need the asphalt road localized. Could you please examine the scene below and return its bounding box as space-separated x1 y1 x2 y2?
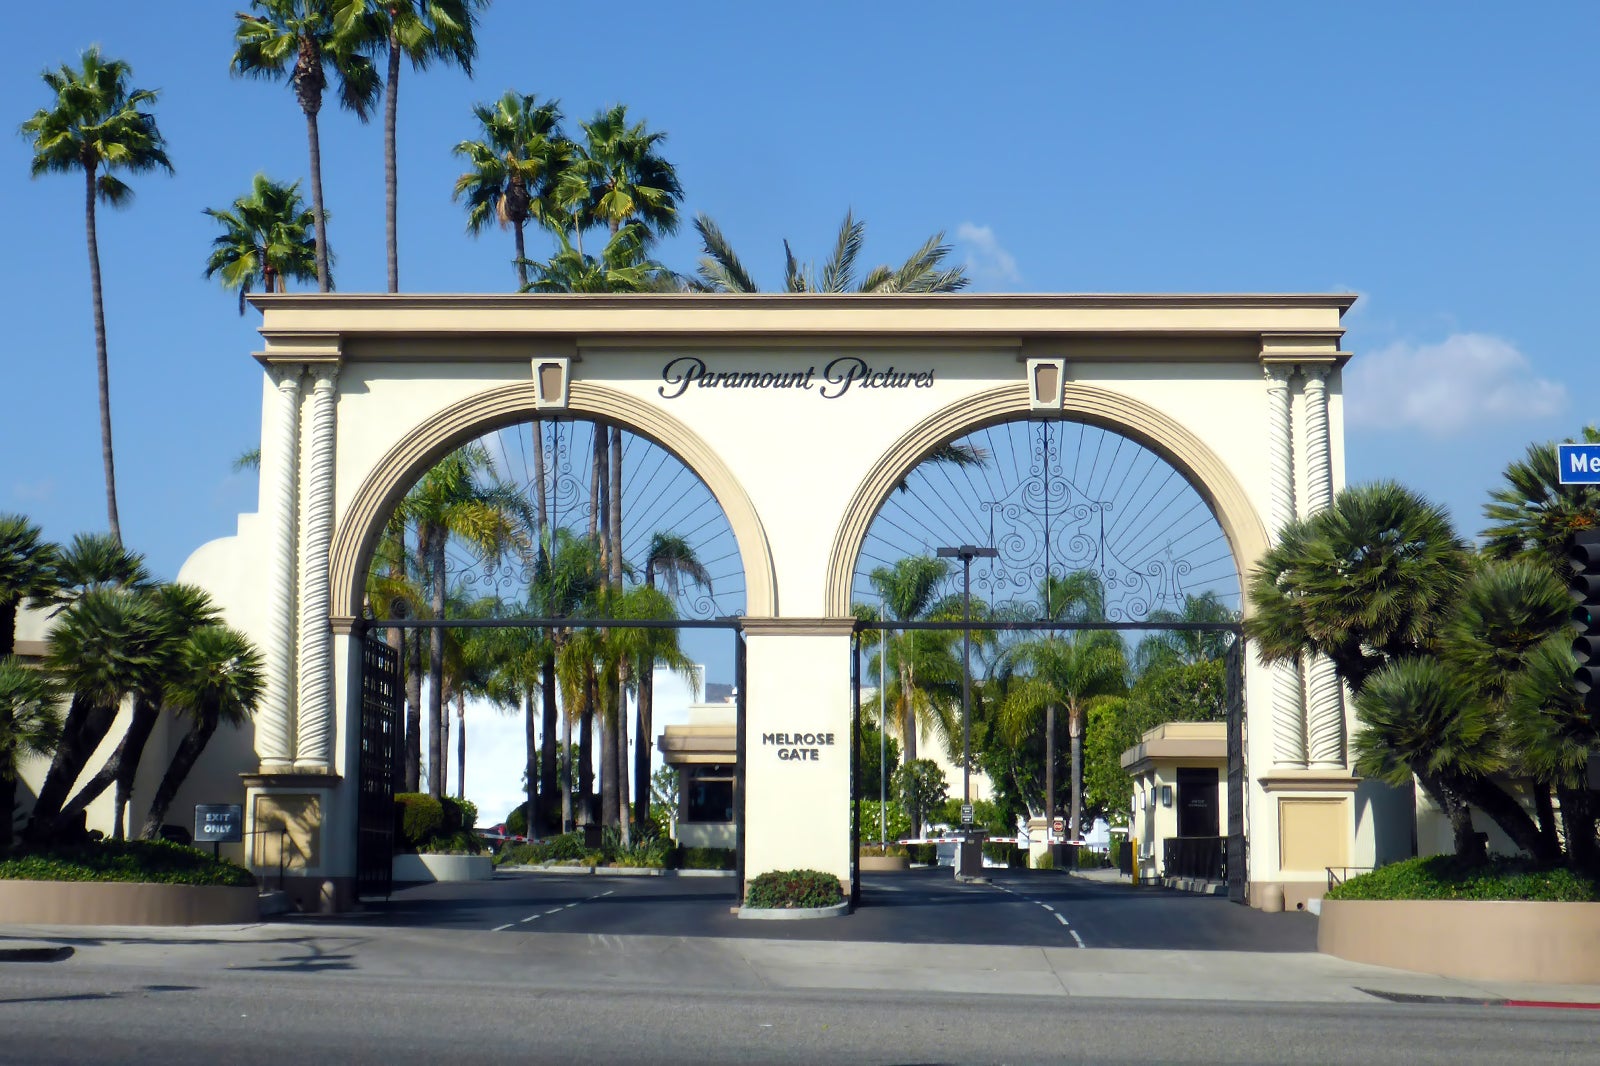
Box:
357 867 1317 951
1 962 1595 1065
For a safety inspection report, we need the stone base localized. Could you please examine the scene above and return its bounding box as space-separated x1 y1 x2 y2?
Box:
0 880 259 925
392 853 494 883
1320 899 1600 983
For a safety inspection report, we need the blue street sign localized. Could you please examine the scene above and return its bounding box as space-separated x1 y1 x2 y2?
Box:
1558 444 1600 485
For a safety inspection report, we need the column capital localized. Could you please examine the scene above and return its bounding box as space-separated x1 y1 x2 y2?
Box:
269 363 305 390
307 362 341 390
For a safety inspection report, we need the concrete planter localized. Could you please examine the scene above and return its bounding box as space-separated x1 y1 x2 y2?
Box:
738 901 849 920
858 854 910 872
1319 899 1600 983
392 853 493 883
0 879 259 925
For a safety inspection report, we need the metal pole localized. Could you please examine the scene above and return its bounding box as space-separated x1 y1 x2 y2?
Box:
879 594 887 845
961 556 972 814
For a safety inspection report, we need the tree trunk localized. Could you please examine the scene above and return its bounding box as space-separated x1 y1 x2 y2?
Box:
633 654 653 827
1456 773 1556 863
404 625 422 793
384 36 400 293
140 714 218 840
455 691 466 800
899 656 917 764
609 426 623 587
426 526 446 797
589 430 603 557
579 678 595 824
513 220 527 290
524 688 538 839
1044 702 1056 821
532 418 549 538
616 661 631 845
1557 781 1599 874
1 598 16 851
60 694 160 837
29 695 118 836
303 106 331 291
1533 781 1560 858
600 672 618 829
541 651 559 833
560 673 573 832
1417 770 1485 863
84 163 120 542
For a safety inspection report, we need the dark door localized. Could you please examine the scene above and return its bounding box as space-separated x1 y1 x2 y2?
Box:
1176 767 1219 838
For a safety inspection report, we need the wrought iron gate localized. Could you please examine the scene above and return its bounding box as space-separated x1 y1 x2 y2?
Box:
1224 637 1248 904
357 633 400 899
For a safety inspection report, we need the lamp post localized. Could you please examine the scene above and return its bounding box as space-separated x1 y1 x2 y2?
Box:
937 544 997 873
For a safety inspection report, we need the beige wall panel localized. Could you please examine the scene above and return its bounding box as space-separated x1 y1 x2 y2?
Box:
252 793 323 872
1278 797 1349 873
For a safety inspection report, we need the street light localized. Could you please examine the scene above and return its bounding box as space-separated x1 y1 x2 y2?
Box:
937 544 998 860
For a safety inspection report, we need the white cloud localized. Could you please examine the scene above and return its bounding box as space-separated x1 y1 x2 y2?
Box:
1345 333 1565 437
955 223 1020 285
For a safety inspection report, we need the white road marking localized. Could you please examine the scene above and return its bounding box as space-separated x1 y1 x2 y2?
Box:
498 889 615 931
1070 930 1086 948
1054 913 1068 925
491 923 514 932
544 907 563 915
1042 904 1055 912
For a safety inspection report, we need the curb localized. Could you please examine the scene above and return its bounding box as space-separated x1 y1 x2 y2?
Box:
498 865 736 878
0 944 73 963
737 901 850 921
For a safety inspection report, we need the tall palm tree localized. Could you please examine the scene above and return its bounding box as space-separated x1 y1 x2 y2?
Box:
22 49 172 543
566 104 683 249
339 0 483 291
398 445 531 797
634 533 712 824
453 92 565 288
694 210 970 294
0 659 60 854
1131 591 1238 678
869 555 954 764
533 529 604 831
140 626 264 839
233 0 380 292
203 174 320 314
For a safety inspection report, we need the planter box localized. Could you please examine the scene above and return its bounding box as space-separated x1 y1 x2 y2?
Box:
858 854 910 872
0 880 259 925
392 853 493 883
1319 899 1600 983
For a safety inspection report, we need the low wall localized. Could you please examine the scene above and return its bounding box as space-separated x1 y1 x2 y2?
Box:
1319 899 1600 983
0 880 260 925
859 854 910 872
678 822 736 850
392 853 494 883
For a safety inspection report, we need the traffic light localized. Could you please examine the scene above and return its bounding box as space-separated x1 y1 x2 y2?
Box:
1568 528 1600 704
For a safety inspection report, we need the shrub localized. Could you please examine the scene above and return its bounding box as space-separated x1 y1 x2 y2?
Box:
437 797 478 835
1326 855 1600 902
394 793 443 852
418 829 482 855
744 868 844 909
1034 850 1055 871
504 805 529 837
859 843 909 859
905 843 937 865
0 839 255 887
857 799 912 844
679 846 736 870
1075 847 1108 869
982 841 1016 864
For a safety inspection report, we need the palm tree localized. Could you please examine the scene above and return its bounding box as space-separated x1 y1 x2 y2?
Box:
57 584 221 839
520 224 677 294
1131 591 1238 678
634 533 712 824
0 659 60 854
870 555 953 764
533 529 605 831
0 515 57 659
340 0 483 291
48 532 152 606
203 174 320 314
232 0 380 292
22 49 173 543
453 92 565 288
694 209 970 294
140 626 264 839
567 104 683 249
1507 637 1600 871
1245 481 1470 695
398 445 532 797
1482 428 1600 566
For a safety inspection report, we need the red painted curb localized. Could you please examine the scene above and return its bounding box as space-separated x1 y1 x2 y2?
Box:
1504 1000 1600 1010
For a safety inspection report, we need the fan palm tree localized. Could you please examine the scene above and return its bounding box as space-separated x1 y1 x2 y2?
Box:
1482 428 1600 567
694 209 970 294
0 659 61 854
339 0 483 291
232 0 380 292
22 49 172 543
57 585 221 839
140 626 264 840
0 515 57 658
633 533 712 824
47 532 152 607
566 104 683 249
1245 481 1470 695
869 555 954 764
1131 591 1238 678
203 174 320 314
453 92 566 288
520 223 677 294
1506 637 1600 871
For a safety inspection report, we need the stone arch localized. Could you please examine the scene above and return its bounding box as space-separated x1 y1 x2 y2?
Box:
328 379 777 623
824 381 1269 617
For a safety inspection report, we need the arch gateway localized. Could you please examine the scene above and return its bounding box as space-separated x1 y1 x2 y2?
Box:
176 292 1398 912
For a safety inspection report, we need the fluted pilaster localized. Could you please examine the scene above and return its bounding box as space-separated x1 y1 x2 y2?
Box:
1300 365 1346 768
1265 363 1307 767
259 365 303 770
294 364 339 772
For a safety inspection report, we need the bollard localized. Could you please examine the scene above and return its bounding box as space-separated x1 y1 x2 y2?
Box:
1258 882 1285 913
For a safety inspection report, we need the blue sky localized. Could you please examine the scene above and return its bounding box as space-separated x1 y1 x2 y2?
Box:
5 1 1597 593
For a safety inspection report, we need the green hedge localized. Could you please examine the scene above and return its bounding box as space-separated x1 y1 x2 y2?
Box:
0 839 255 887
394 793 443 851
744 868 844 909
1327 856 1600 902
678 846 735 870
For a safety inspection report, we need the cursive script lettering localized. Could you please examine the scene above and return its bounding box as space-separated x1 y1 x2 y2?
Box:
659 355 933 399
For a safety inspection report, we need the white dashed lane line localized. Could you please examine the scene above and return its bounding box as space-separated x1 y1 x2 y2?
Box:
501 889 613 930
993 883 1084 947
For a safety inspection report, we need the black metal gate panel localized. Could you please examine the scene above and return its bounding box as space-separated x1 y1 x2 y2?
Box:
357 633 399 899
1224 637 1248 904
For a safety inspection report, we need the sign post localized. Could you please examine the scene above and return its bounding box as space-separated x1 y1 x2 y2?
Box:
194 804 243 859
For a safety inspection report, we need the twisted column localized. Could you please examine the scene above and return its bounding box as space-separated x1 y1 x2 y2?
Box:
295 364 339 772
1301 365 1346 768
1265 363 1307 767
259 365 303 771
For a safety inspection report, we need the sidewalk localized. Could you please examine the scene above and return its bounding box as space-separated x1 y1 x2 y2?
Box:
3 920 1596 1007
